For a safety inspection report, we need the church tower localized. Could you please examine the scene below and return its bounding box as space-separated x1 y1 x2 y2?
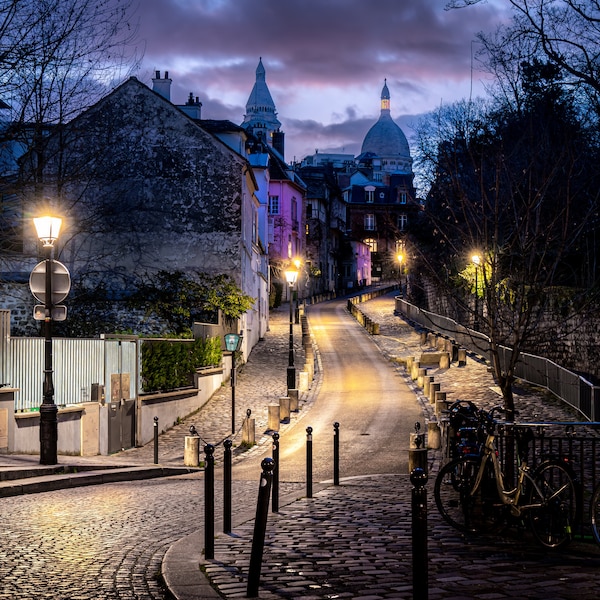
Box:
242 58 284 157
360 79 413 174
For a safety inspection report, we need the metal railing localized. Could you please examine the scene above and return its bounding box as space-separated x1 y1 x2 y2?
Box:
396 297 600 421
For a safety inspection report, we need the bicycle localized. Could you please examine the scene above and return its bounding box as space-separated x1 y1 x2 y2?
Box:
589 480 600 545
434 406 578 549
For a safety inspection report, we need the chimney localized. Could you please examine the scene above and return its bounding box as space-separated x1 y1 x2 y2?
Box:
179 92 202 120
152 70 172 101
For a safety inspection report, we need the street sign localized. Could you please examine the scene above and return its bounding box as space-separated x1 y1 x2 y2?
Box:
29 259 71 305
33 305 67 321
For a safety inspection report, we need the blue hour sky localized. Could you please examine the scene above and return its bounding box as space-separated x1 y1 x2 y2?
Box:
133 0 510 162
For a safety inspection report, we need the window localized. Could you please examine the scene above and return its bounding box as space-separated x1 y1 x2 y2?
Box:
366 189 375 203
398 191 407 204
364 237 378 252
268 195 280 215
398 214 408 230
364 213 375 230
306 203 313 218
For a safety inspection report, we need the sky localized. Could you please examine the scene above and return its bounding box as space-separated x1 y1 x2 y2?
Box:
132 0 511 163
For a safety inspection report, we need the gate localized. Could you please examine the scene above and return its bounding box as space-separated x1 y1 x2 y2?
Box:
105 336 138 454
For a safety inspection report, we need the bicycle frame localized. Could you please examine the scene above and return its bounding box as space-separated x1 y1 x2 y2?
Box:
471 431 546 517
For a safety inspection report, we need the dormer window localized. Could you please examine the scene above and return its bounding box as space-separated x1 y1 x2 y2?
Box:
365 185 376 203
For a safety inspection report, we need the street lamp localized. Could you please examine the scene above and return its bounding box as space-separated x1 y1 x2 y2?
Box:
284 267 298 390
472 254 481 331
33 215 62 465
293 258 302 324
224 333 242 435
397 253 404 297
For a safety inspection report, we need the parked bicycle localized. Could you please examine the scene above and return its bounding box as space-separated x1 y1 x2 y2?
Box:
589 481 600 546
434 405 579 549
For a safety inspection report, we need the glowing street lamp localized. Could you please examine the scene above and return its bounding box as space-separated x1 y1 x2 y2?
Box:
224 333 242 435
472 254 481 331
284 267 298 390
33 215 62 465
397 253 405 297
293 258 302 324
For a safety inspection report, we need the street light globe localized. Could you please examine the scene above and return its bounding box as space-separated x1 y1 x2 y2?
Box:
34 216 62 247
397 253 404 265
284 268 298 286
472 254 481 266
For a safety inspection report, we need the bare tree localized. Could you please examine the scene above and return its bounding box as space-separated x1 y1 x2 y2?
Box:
448 0 600 109
0 0 140 260
413 63 600 419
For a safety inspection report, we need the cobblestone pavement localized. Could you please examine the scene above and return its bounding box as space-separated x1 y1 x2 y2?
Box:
4 293 600 600
182 293 600 600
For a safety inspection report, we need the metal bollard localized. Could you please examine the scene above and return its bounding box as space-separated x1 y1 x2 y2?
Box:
246 458 275 598
223 439 232 534
411 467 428 600
153 416 159 464
306 426 313 498
333 422 340 486
204 444 215 560
272 432 279 512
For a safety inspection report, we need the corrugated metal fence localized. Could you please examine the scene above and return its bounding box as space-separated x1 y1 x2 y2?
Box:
0 310 9 386
396 297 600 421
6 336 139 411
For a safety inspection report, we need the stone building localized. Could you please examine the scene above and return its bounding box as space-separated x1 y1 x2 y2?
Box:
10 76 269 350
342 80 419 281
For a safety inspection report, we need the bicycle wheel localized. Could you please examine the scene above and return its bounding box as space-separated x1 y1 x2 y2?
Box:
434 456 503 533
528 460 577 549
591 483 600 546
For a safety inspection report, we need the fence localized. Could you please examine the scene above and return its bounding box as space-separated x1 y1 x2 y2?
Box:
6 336 138 411
0 310 8 386
396 297 600 421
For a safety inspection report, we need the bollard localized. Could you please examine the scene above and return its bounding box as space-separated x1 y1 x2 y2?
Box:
204 444 215 559
429 382 440 404
457 348 467 367
333 422 340 486
272 432 279 512
223 439 232 534
306 426 313 498
409 423 428 474
288 388 299 411
243 408 256 445
279 396 290 423
153 416 159 464
417 367 427 388
427 419 441 450
267 404 280 431
423 375 434 397
411 467 428 600
439 352 450 369
184 425 200 467
246 458 275 598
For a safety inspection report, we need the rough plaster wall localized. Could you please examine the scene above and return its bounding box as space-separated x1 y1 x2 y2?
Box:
43 78 245 287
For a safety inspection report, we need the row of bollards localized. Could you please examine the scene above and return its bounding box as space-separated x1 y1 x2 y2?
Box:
200 423 428 599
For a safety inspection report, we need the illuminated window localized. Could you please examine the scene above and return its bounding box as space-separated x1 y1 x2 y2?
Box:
364 214 375 230
364 237 378 252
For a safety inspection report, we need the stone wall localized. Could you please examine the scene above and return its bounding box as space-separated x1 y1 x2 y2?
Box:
418 277 600 382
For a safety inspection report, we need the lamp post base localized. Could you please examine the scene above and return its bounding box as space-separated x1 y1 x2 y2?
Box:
39 402 58 465
287 366 296 391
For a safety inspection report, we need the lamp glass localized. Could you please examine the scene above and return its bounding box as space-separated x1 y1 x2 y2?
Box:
34 216 62 246
284 269 298 286
224 333 240 352
472 254 481 266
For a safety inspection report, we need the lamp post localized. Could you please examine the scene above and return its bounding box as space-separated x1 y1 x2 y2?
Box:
397 253 404 297
224 333 242 435
472 254 481 331
284 267 298 390
33 215 62 465
293 258 302 324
